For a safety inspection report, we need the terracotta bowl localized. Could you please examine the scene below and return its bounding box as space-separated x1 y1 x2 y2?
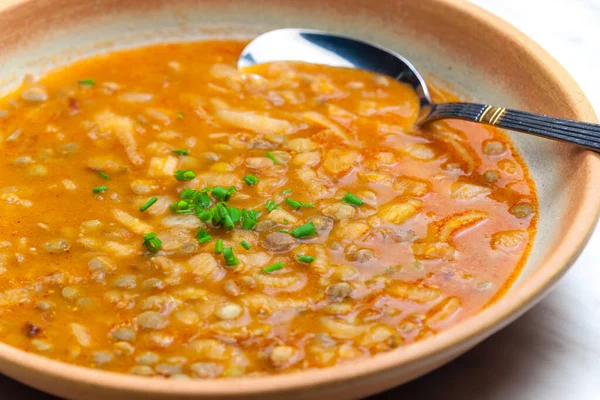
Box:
0 0 598 398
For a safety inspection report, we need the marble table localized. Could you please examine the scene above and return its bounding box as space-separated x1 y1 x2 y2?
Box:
3 0 600 398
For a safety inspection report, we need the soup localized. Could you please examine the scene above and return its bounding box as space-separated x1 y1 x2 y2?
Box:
0 41 536 378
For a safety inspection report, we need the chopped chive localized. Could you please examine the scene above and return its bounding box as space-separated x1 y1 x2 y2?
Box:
198 235 212 244
139 197 158 212
215 239 224 254
243 174 259 186
212 186 236 201
342 193 363 206
175 200 193 214
265 200 279 212
142 232 156 241
198 209 212 222
98 172 110 180
266 151 280 165
174 170 196 181
176 112 184 120
285 198 302 210
278 229 291 234
227 207 241 223
263 262 284 273
241 217 257 230
300 202 314 208
172 149 189 156
247 210 260 220
281 189 292 195
240 241 251 250
297 255 316 263
196 228 209 240
78 78 95 86
291 222 317 239
224 214 235 230
223 247 239 267
142 232 162 253
92 186 108 193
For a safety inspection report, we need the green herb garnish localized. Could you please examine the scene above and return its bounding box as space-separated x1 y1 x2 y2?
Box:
263 262 284 273
142 232 162 253
266 151 280 165
265 200 279 212
176 112 184 120
342 193 363 206
227 207 241 223
281 189 292 195
215 239 224 254
223 247 239 267
139 197 158 212
240 241 251 250
98 172 110 180
241 217 257 230
243 174 259 186
174 170 196 181
297 255 316 263
211 186 236 201
172 149 189 156
198 235 212 244
78 78 95 86
291 222 317 239
92 186 108 194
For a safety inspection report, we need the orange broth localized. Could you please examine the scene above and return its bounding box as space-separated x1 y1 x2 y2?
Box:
0 41 536 377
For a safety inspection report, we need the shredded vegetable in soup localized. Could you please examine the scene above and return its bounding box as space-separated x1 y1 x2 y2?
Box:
0 41 536 377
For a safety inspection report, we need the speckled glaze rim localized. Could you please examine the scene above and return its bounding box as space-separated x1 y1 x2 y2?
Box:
0 0 599 397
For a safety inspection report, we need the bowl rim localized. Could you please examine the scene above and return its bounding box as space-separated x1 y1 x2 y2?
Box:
0 0 599 396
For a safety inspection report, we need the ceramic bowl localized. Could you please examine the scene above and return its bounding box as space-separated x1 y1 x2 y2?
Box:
0 0 598 398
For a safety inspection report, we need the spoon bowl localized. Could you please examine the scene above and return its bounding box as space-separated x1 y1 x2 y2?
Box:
240 28 600 151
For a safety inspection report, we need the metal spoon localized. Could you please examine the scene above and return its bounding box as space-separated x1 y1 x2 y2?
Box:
239 28 600 152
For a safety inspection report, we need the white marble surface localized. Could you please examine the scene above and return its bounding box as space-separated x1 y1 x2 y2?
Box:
3 0 600 398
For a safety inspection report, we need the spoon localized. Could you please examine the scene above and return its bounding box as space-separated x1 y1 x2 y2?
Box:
239 28 600 152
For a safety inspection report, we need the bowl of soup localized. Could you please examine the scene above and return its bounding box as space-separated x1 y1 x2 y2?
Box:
0 0 598 399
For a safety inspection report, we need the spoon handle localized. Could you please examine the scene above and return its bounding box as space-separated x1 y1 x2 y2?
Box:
422 102 600 151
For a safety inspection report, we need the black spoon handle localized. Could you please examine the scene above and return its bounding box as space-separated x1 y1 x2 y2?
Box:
422 102 600 152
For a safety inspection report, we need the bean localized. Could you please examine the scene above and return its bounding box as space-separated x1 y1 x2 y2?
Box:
43 239 70 254
174 309 199 325
113 275 137 289
61 286 80 301
326 282 353 303
155 363 182 376
113 342 135 356
262 232 296 252
215 303 242 320
482 170 499 183
31 339 52 352
36 301 54 311
269 345 296 368
509 203 534 219
255 220 278 232
223 280 241 297
355 249 376 263
93 351 113 365
143 278 165 290
111 327 136 342
482 140 506 155
137 311 168 330
130 365 155 376
135 351 160 365
190 362 223 378
21 87 48 102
